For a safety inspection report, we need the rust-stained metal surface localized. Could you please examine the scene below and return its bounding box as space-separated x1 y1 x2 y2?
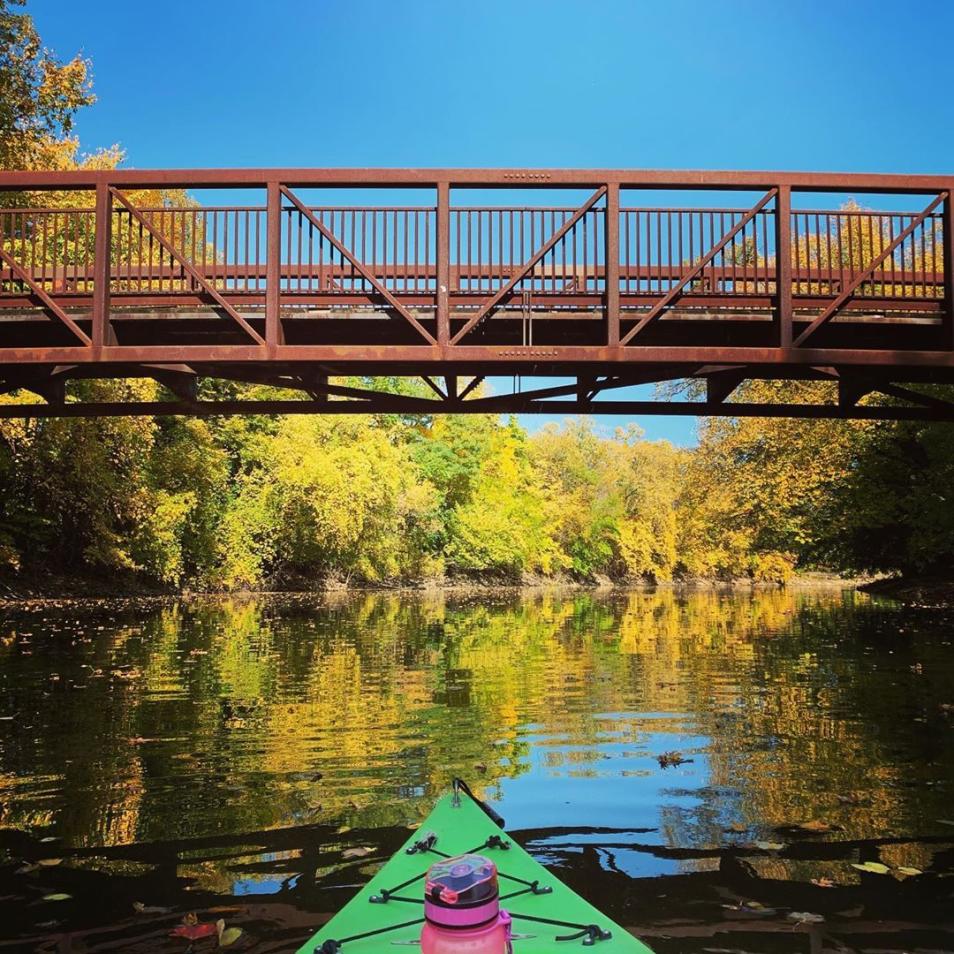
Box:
1 167 954 419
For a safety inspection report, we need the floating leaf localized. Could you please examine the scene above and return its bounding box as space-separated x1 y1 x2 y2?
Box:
42 893 72 901
133 901 173 914
342 846 373 859
851 861 890 875
798 819 834 833
896 866 922 876
216 919 243 947
753 841 785 851
722 900 776 916
656 750 694 768
811 877 835 888
788 911 825 923
37 858 62 866
171 922 218 940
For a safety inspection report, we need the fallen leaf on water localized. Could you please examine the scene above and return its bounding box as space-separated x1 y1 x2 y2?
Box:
788 911 825 924
133 901 173 914
37 858 62 866
753 841 785 852
797 819 834 833
811 877 835 888
657 750 694 768
171 922 218 940
342 847 373 859
851 861 891 875
216 919 242 947
896 866 922 876
42 893 71 902
721 900 776 917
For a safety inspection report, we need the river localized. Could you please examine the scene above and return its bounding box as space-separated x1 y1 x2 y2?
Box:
0 587 952 952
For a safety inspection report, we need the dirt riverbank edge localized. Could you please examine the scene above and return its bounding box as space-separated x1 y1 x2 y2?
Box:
0 566 871 608
857 574 954 607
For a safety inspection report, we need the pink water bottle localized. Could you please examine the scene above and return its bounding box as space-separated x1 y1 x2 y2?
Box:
420 854 512 953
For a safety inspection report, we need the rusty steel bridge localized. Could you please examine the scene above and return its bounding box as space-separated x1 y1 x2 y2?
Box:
2 167 954 419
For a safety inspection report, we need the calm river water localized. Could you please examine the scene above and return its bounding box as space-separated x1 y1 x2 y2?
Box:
1 587 953 953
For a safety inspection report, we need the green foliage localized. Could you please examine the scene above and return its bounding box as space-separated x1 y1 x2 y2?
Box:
448 420 560 577
0 0 111 174
817 410 954 575
3 376 954 590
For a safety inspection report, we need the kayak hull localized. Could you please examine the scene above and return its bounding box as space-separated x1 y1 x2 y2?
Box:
299 787 653 953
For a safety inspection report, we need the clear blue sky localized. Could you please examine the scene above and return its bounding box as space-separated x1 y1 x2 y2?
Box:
36 0 954 445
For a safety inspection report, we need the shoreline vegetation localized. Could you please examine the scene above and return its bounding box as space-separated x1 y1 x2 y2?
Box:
6 571 953 611
3 7 954 609
0 567 872 608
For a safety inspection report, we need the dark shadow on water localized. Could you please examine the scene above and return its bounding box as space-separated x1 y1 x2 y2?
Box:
2 821 954 952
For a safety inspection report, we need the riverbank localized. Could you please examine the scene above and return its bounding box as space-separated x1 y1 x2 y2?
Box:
0 566 862 608
859 574 954 607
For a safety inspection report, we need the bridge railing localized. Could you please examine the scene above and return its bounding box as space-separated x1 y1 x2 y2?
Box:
0 203 944 301
0 169 951 356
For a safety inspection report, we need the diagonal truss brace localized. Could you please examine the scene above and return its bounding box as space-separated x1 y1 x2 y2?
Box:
836 376 954 412
620 188 777 346
0 245 91 345
280 187 437 345
421 375 447 399
451 186 607 345
793 192 947 347
704 367 748 404
458 376 484 400
110 189 266 346
462 369 691 411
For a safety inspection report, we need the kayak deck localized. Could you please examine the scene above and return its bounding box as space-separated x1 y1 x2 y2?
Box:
299 789 653 952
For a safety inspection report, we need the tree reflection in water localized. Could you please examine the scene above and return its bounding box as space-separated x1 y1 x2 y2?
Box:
1 586 953 952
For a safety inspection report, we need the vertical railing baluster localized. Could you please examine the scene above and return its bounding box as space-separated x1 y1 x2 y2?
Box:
437 181 450 347
605 182 620 346
776 184 792 347
266 181 282 347
92 181 113 348
944 190 954 348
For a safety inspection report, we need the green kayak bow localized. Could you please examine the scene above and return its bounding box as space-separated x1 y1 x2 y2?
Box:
299 780 653 953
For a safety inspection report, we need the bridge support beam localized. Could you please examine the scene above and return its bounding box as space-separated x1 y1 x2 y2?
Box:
92 182 116 350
